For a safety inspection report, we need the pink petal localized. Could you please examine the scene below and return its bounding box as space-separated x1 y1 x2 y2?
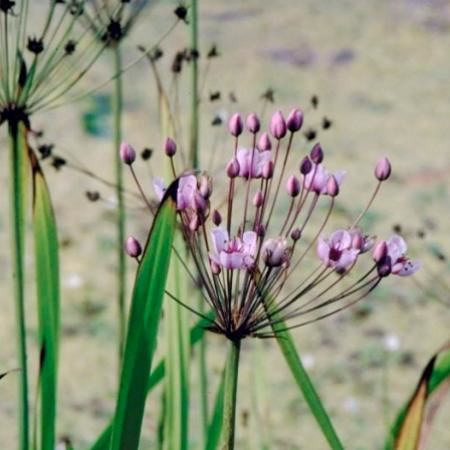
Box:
152 178 166 201
211 227 229 254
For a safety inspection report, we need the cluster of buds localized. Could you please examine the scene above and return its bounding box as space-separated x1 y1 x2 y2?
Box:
122 108 420 341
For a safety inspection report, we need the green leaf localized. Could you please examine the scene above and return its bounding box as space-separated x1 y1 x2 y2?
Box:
109 181 178 450
90 313 213 450
260 287 344 450
29 149 60 450
205 366 225 450
163 240 190 450
385 342 450 450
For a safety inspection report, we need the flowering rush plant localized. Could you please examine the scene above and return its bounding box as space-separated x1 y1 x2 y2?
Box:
122 107 421 449
132 108 420 340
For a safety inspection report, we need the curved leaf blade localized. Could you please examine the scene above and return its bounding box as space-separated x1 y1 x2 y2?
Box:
30 149 60 450
109 180 178 450
385 342 450 450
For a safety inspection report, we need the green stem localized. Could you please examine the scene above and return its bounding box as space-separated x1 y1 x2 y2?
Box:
112 44 126 361
189 0 199 169
198 296 209 443
8 120 29 450
221 339 241 450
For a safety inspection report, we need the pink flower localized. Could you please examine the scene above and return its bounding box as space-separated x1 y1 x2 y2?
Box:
152 174 200 211
386 235 421 276
235 148 272 179
209 227 257 270
317 229 360 273
303 163 345 195
261 237 290 267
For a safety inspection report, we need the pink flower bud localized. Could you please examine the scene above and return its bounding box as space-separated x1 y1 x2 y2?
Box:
212 209 222 226
286 108 304 132
246 113 260 134
125 236 142 258
257 132 272 151
372 240 388 262
286 175 301 197
164 137 177 157
228 113 243 137
120 142 136 165
253 191 264 208
226 158 240 178
310 143 323 164
352 232 364 251
299 156 312 175
326 175 339 197
189 214 201 231
262 160 274 179
375 157 391 181
270 110 287 140
210 260 221 275
255 223 266 238
199 175 212 199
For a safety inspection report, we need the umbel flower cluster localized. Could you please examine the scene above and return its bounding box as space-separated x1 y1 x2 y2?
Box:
123 108 420 341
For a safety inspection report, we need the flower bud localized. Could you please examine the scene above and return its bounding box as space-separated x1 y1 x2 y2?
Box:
286 108 304 132
212 209 222 226
210 259 221 275
262 160 274 179
253 191 264 208
262 237 290 267
291 227 302 241
255 222 266 238
120 142 136 165
257 132 272 151
299 156 312 175
164 137 177 157
375 157 391 181
226 158 240 178
352 232 364 251
310 143 324 164
372 240 388 262
377 255 392 277
326 175 339 197
270 110 287 140
246 113 260 134
189 214 201 231
286 175 301 197
228 113 243 137
199 175 212 199
125 236 142 258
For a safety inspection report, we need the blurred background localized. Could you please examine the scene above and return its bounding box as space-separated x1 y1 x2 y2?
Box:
0 1 449 448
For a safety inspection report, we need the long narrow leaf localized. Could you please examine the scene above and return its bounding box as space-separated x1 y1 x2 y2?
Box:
29 149 60 450
259 280 345 450
109 181 178 450
89 313 213 450
385 342 450 450
205 367 226 450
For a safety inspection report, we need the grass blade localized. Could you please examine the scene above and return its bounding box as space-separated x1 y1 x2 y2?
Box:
89 313 213 450
385 342 450 450
163 241 190 450
109 181 178 450
29 149 60 450
205 366 225 450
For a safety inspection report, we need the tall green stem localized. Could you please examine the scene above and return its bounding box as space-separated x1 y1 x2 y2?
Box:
189 0 199 169
221 339 241 450
8 120 30 450
112 44 126 360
